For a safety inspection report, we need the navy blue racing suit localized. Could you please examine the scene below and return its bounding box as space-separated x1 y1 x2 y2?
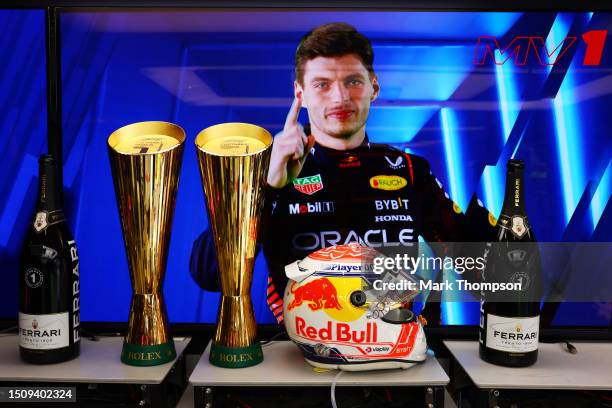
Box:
190 136 495 325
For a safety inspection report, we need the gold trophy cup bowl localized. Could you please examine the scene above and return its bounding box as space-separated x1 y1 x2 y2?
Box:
195 122 272 368
108 121 184 366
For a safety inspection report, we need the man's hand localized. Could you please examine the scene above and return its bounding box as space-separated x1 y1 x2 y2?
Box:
267 95 316 189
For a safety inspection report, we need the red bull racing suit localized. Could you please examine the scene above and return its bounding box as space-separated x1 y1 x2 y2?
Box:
190 136 495 325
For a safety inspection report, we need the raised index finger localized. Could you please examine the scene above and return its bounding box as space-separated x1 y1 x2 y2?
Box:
284 95 302 130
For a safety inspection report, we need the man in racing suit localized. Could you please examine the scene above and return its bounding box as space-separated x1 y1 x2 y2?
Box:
190 22 495 325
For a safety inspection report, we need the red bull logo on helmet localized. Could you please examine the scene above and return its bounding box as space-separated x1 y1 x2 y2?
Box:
287 278 342 311
295 317 379 344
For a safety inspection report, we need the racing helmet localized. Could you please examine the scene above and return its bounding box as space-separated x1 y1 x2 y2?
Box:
283 243 427 371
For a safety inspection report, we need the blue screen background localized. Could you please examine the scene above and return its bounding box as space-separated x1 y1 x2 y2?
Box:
1 10 610 326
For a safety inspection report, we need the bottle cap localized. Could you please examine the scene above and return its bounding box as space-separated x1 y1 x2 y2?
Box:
39 155 56 166
507 159 524 169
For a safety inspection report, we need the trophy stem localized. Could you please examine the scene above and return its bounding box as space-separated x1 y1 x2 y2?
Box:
121 293 176 366
210 295 263 368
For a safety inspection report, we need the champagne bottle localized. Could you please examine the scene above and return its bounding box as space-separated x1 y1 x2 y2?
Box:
19 155 80 364
479 159 541 367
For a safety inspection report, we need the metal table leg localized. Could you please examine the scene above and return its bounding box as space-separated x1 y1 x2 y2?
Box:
194 386 213 408
424 386 445 408
477 388 499 408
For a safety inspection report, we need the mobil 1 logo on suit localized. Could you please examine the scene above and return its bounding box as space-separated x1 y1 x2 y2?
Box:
289 201 335 215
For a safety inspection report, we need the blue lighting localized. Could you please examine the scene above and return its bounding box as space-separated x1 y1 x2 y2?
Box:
441 267 468 325
376 45 474 102
484 47 520 219
553 78 585 225
4 10 612 328
414 237 468 324
481 166 503 218
0 154 37 247
494 50 518 141
591 160 612 230
368 106 438 144
511 130 525 160
545 14 572 72
441 108 467 211
548 15 586 225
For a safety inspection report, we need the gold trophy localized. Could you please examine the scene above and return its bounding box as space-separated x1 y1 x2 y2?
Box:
107 121 184 366
195 123 272 368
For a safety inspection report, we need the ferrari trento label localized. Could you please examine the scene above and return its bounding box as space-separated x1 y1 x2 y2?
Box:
19 312 69 350
114 134 179 154
486 314 539 353
511 215 528 238
293 174 324 195
498 215 530 238
33 212 47 232
33 211 65 233
369 175 407 191
201 135 267 156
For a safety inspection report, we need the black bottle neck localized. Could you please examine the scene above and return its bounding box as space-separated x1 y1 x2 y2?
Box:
37 156 62 212
500 161 525 216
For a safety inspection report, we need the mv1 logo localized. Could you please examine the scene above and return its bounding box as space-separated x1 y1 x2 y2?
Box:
473 30 608 66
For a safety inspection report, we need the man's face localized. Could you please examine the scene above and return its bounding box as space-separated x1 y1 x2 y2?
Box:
296 54 379 140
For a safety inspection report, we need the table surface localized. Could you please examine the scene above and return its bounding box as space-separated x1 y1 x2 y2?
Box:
190 340 449 387
444 340 612 390
0 335 189 384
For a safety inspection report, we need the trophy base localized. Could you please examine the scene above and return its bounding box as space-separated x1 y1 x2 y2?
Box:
121 340 176 366
209 342 263 368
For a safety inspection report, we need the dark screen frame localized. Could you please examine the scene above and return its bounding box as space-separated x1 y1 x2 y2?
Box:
1 0 611 342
